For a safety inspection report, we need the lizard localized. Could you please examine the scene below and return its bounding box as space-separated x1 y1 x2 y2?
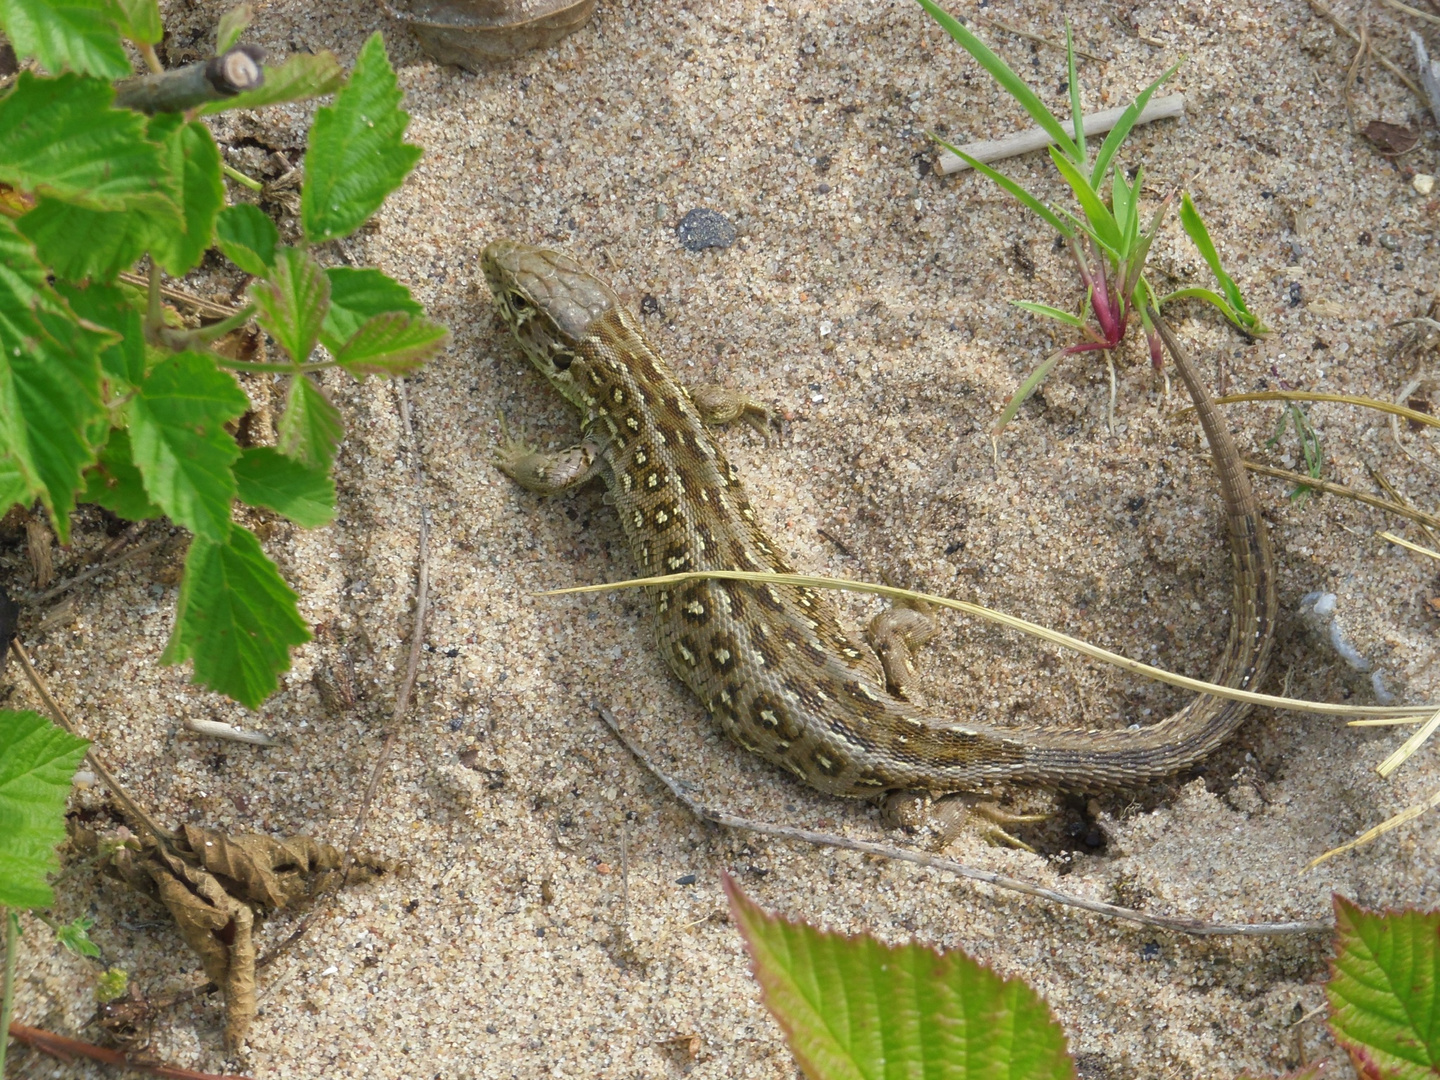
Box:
482 239 1276 797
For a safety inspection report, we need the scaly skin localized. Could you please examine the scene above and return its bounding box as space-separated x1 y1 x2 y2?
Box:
483 239 1276 795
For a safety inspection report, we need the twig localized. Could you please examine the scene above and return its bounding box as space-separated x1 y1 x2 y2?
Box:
9 639 175 844
1242 460 1440 531
113 46 265 114
1194 390 1440 429
7 1022 253 1080
596 706 1327 937
974 15 1105 61
28 533 164 606
1381 0 1440 25
117 272 242 321
1304 0 1425 96
1366 462 1440 549
1376 705 1440 777
938 93 1185 174
1381 530 1440 559
1415 31 1440 125
1343 3 1371 133
183 718 278 747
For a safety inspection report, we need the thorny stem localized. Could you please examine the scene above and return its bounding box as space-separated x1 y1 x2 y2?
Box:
0 908 16 1078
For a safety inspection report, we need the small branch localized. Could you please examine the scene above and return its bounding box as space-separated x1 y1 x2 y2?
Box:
1242 460 1440 531
1304 0 1424 96
596 706 1328 937
114 46 265 114
118 272 241 321
213 357 335 374
7 1022 254 1080
0 912 16 1079
28 531 164 606
9 639 175 844
938 93 1185 174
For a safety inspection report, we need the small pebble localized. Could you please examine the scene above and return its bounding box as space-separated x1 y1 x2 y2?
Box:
675 873 697 885
1378 232 1400 252
1414 173 1436 196
677 208 737 251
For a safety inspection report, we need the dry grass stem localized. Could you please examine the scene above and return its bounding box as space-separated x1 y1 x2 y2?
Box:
1379 530 1440 559
1308 786 1440 866
1376 707 1440 777
1243 460 1440 531
1304 0 1425 95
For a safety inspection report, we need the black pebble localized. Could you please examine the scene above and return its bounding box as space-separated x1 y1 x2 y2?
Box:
677 208 737 252
675 873 698 885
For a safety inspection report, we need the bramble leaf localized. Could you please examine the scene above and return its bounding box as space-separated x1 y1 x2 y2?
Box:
162 524 310 708
727 877 1077 1080
0 709 89 909
216 3 254 53
0 218 109 541
251 246 329 363
81 427 164 521
112 0 162 45
216 203 278 277
127 351 248 541
148 117 224 277
0 72 167 209
276 375 343 470
233 446 335 527
55 280 147 389
334 311 448 377
1327 895 1440 1080
0 0 130 77
301 33 421 243
19 194 179 283
320 266 421 353
0 456 29 510
196 50 344 116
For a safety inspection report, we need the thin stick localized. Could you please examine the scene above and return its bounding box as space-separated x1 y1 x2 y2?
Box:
1242 461 1440 531
1367 463 1440 549
1380 530 1440 559
1192 390 1440 429
113 46 264 113
1308 786 1440 866
117 272 242 321
938 93 1185 173
1380 0 1440 26
545 574 1430 720
596 706 1326 937
975 16 1105 61
28 535 164 606
10 639 174 843
1304 0 1425 96
7 1022 253 1080
1376 706 1440 777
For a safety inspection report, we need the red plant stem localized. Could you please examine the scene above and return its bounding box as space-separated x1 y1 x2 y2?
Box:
7 1023 254 1080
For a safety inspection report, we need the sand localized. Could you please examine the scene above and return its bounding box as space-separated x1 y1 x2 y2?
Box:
8 0 1440 1077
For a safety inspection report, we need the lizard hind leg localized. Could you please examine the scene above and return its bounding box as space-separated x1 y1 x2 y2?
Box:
686 385 777 442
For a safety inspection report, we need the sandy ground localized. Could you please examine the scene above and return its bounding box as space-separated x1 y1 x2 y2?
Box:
7 0 1440 1077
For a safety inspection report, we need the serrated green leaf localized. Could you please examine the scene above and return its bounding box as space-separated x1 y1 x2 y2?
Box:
54 280 146 390
112 0 161 45
233 446 334 527
215 203 278 277
196 50 344 116
55 915 101 957
0 72 168 208
18 195 178 283
0 0 129 77
301 33 421 243
334 311 447 377
1327 895 1440 1080
162 523 310 708
251 246 329 363
128 351 247 540
0 218 110 542
216 3 253 52
321 266 421 353
727 877 1076 1080
148 118 224 277
81 426 163 520
0 709 89 909
276 374 343 470
0 455 29 512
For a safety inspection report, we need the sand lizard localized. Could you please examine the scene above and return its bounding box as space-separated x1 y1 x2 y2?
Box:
483 239 1276 795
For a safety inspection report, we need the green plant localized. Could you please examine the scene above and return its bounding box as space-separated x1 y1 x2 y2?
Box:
915 0 1266 438
1265 402 1324 503
0 4 446 708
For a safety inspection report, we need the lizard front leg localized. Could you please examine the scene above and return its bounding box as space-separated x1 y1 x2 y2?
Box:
494 416 608 496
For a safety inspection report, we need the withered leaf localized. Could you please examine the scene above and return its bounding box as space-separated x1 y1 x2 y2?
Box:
1363 120 1419 155
175 823 390 909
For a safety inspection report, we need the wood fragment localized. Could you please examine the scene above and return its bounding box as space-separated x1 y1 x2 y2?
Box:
1414 31 1440 125
938 93 1185 174
7 1021 254 1080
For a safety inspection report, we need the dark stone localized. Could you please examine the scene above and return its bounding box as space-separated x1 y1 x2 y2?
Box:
677 208 736 252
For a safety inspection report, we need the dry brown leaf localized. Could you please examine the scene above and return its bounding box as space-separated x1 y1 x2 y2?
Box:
1363 119 1419 155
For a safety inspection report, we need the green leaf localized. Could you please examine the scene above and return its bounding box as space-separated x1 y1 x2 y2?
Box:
916 0 1079 161
1065 24 1084 164
81 426 163 521
18 195 177 283
55 915 102 958
334 312 448 377
276 374 343 470
0 218 110 542
0 0 129 77
1327 895 1440 1080
54 281 146 389
0 709 89 909
148 117 224 277
1049 147 1121 256
320 266 421 352
0 72 168 209
233 446 334 527
196 50 344 116
994 346 1067 438
251 246 329 363
1178 191 1267 334
127 351 248 540
216 3 253 52
301 33 422 243
1013 300 1089 328
162 523 310 708
215 203 278 277
728 877 1076 1080
112 0 161 45
1088 59 1182 189
934 137 1073 239
0 455 30 512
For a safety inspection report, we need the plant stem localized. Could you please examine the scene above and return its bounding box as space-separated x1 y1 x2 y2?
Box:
156 305 255 352
0 908 17 1078
215 357 338 374
138 42 164 75
144 262 163 345
221 163 264 192
115 47 265 114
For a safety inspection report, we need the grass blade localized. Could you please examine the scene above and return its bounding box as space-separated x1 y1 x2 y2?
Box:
1089 59 1182 187
993 347 1066 437
1048 147 1121 254
916 0 1080 159
1066 24 1084 164
1012 300 1089 328
934 138 1073 237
